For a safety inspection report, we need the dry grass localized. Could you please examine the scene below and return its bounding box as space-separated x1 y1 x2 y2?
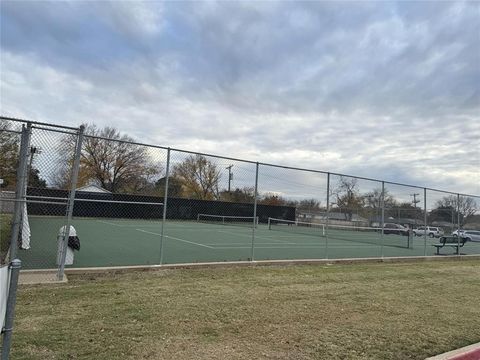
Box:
1 214 12 264
10 260 480 359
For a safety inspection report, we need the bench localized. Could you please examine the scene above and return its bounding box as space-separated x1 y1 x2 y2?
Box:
432 236 467 255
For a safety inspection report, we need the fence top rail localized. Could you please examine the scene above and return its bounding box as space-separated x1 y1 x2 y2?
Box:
78 138 480 198
0 115 79 131
31 125 78 136
0 128 22 135
2 115 479 198
26 195 163 206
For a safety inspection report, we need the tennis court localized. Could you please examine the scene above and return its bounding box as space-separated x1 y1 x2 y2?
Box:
19 215 480 269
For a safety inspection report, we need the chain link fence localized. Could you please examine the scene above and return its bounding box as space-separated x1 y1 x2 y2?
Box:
1 116 479 279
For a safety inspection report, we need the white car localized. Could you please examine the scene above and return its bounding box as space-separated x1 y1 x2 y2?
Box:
452 229 465 237
462 230 480 242
413 226 444 238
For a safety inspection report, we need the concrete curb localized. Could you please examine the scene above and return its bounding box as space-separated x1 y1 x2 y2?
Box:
426 342 480 360
17 254 480 277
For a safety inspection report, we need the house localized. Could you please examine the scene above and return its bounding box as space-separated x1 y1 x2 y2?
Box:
76 184 111 194
297 211 369 227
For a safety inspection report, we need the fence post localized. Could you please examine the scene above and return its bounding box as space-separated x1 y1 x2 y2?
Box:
1 124 31 360
57 125 84 281
423 188 427 256
380 181 385 257
159 148 171 265
325 173 330 259
1 259 22 360
8 124 31 260
457 193 461 254
251 162 259 262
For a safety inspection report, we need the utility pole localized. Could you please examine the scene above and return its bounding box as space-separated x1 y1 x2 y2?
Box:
226 165 233 193
410 193 420 226
28 146 41 186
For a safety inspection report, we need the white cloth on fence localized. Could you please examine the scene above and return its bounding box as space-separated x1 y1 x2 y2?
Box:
21 202 31 250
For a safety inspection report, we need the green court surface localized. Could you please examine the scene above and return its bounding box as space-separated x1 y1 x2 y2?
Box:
19 216 480 269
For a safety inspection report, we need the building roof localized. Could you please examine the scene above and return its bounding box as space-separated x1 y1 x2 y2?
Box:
76 184 111 193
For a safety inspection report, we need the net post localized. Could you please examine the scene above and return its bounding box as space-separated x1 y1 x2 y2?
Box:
325 173 330 259
57 125 84 281
8 123 31 260
251 162 259 261
423 188 427 256
380 181 385 258
159 147 170 265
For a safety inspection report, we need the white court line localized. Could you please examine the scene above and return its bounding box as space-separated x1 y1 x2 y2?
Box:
215 229 292 244
211 245 327 249
97 220 125 227
210 244 386 249
208 243 387 249
205 242 298 246
135 229 213 249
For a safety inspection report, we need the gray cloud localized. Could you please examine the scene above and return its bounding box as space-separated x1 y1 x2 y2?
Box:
0 1 479 195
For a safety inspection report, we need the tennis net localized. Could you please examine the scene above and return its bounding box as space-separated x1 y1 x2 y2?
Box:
268 218 325 236
197 214 259 227
268 218 410 248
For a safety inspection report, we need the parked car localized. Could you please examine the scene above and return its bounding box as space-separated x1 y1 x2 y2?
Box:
413 226 444 238
462 230 480 242
384 223 410 236
452 229 465 237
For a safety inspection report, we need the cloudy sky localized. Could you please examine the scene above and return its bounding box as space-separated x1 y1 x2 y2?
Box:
1 1 479 196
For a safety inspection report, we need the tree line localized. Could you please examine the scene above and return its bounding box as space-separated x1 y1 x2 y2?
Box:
0 121 477 225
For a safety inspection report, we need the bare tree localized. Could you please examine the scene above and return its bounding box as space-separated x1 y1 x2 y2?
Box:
435 195 478 226
259 193 288 206
332 177 364 221
0 120 19 189
172 154 221 200
0 120 46 189
297 199 322 213
219 186 256 203
364 188 396 210
55 124 160 193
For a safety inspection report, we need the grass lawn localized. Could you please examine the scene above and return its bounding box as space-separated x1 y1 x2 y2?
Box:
1 214 12 264
10 260 480 360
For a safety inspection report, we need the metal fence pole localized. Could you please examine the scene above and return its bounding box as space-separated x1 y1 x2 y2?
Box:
8 124 31 260
251 162 259 262
380 181 385 258
1 259 22 360
325 173 330 259
159 148 171 265
457 193 461 254
423 188 427 256
57 125 84 281
1 124 31 360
